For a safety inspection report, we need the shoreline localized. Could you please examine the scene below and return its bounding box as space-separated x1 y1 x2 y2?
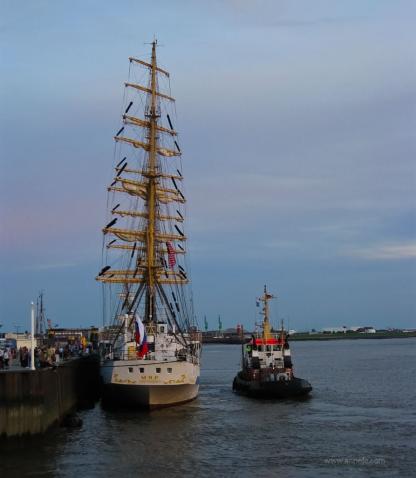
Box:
202 332 416 344
289 332 416 341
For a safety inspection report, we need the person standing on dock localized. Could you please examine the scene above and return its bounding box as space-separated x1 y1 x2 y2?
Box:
3 348 10 368
19 347 29 368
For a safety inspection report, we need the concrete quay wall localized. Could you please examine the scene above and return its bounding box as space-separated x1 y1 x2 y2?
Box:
0 355 100 438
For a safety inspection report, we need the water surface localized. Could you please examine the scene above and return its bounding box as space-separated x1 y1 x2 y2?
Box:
2 338 415 477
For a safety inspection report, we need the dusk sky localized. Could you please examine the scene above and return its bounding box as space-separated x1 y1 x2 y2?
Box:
1 0 415 333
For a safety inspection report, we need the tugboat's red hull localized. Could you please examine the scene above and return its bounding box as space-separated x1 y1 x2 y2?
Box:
233 372 312 399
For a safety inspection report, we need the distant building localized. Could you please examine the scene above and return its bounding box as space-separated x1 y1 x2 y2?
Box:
6 332 34 348
224 327 237 334
48 327 99 346
356 327 376 334
321 327 347 334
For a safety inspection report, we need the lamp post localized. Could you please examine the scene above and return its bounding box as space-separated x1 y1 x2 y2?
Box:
31 302 35 370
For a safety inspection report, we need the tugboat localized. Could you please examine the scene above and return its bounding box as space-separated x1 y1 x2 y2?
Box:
233 286 312 399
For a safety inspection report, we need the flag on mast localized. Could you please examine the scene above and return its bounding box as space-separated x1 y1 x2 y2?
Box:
135 314 148 357
166 241 176 268
135 315 145 345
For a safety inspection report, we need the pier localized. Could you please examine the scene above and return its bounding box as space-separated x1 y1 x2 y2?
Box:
0 355 100 438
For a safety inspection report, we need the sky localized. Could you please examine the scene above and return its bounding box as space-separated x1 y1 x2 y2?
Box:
1 0 415 332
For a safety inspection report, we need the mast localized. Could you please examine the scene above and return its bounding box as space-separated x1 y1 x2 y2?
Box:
35 297 39 336
145 40 158 323
259 285 275 340
39 292 44 335
97 41 194 334
36 291 45 336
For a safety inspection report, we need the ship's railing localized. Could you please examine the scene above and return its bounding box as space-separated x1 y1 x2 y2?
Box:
188 353 200 365
111 347 200 364
109 350 200 366
189 330 202 343
251 334 284 344
113 351 157 361
246 367 291 381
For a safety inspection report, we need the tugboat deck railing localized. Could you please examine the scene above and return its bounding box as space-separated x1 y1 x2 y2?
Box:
251 337 285 345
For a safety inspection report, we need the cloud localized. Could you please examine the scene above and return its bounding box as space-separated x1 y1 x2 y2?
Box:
345 242 416 260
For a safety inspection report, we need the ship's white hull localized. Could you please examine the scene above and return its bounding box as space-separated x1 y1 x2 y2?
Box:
101 358 200 408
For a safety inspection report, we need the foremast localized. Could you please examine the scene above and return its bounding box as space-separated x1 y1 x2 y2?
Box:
97 41 193 334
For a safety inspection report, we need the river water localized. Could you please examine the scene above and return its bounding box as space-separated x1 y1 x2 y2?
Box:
1 338 415 477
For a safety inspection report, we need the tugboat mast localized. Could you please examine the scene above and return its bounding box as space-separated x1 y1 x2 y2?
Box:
259 285 274 340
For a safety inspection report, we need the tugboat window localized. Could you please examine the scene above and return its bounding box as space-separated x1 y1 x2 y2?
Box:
128 367 133 373
167 368 172 373
139 367 144 373
156 367 161 373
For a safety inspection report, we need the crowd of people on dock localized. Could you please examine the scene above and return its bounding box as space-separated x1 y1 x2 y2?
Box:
0 341 95 370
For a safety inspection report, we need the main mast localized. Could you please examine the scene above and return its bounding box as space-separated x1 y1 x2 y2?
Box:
145 40 159 323
97 41 193 334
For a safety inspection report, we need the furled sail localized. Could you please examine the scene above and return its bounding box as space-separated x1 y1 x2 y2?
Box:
114 136 181 157
123 115 177 136
109 178 186 203
103 227 186 243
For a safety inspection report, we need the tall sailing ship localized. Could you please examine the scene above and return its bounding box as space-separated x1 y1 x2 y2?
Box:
96 41 201 408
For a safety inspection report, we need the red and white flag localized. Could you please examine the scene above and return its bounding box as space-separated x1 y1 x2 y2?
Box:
166 242 176 268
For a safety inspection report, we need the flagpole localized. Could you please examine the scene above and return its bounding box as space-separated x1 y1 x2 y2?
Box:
30 302 35 370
